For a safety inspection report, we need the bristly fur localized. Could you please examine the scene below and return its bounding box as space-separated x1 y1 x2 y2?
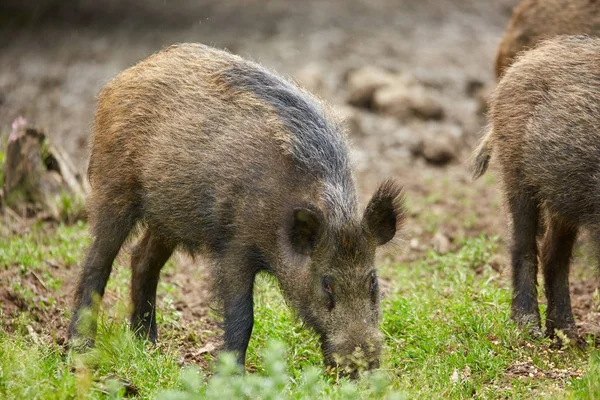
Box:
220 65 351 182
220 64 357 225
495 0 600 79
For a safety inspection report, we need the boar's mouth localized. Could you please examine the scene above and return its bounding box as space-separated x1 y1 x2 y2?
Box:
320 338 381 378
299 311 382 376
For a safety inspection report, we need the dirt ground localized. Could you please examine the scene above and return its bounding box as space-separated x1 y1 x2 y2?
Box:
0 0 598 360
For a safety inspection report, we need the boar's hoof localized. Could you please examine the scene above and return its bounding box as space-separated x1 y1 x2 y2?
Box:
511 312 543 339
547 325 586 349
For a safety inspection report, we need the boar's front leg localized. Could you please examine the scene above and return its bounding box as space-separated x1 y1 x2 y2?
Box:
219 246 267 366
222 281 255 366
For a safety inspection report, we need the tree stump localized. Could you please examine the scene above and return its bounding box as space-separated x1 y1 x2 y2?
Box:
1 119 87 221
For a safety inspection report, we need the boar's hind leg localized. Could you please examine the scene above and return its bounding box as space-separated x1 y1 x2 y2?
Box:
69 206 136 343
508 188 542 335
541 216 578 339
130 229 174 343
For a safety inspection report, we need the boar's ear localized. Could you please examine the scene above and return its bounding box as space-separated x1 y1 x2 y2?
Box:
363 179 406 246
289 207 323 255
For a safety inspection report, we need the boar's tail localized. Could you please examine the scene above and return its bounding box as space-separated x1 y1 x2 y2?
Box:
471 126 493 180
86 160 94 187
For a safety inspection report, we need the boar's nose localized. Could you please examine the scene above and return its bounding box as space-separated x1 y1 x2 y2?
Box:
323 328 382 377
338 358 381 380
324 342 381 378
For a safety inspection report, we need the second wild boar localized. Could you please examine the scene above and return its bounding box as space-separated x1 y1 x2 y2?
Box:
473 35 600 341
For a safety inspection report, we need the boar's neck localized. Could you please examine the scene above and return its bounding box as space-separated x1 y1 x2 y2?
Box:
320 176 359 227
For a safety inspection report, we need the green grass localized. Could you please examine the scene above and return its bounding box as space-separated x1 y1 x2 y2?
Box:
0 225 598 399
0 221 89 273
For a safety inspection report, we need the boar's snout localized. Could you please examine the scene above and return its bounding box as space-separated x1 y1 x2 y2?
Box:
322 325 382 377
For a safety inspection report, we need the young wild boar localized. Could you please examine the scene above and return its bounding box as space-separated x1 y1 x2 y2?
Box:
495 0 600 79
68 43 406 375
473 35 600 340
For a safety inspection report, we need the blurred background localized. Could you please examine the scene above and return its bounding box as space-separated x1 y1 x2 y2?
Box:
0 0 515 166
0 0 524 252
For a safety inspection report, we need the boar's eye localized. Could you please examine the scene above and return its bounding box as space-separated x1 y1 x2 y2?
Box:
322 276 333 295
322 276 335 311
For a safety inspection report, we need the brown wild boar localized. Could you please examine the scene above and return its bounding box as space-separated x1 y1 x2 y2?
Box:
495 0 600 79
473 35 600 341
68 43 406 375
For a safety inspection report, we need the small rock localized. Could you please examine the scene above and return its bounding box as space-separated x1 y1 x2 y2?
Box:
373 84 444 121
346 66 397 108
410 238 420 250
419 134 459 166
45 260 60 269
432 231 451 254
197 342 218 355
461 365 472 381
450 368 460 383
465 78 484 97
